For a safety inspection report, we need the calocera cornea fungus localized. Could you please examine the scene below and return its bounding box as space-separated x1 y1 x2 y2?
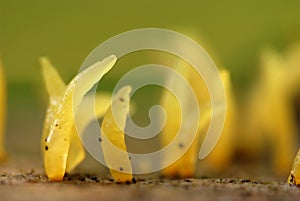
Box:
41 55 117 181
241 46 300 175
198 69 236 173
0 58 6 161
160 61 200 178
161 59 236 178
100 85 133 183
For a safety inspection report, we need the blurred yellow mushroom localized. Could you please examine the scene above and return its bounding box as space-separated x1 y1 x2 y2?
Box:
161 58 236 177
160 60 201 178
0 58 6 161
240 45 300 175
198 69 237 173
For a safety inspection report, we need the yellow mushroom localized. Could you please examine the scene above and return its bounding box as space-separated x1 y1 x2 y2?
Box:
198 69 236 173
0 58 6 161
101 85 133 183
288 149 300 187
160 61 201 178
241 47 300 175
161 59 235 177
41 55 117 181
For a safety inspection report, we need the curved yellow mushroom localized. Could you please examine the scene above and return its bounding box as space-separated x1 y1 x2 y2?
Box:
0 58 6 161
101 85 133 183
41 55 117 181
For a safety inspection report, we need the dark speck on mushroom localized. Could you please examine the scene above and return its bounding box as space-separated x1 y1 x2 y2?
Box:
45 146 49 151
178 143 184 148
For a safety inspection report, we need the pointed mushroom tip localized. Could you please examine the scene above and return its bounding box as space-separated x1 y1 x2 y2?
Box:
119 85 132 95
110 54 117 60
92 54 118 75
198 148 209 160
104 54 117 63
39 56 50 67
124 85 132 92
39 56 47 62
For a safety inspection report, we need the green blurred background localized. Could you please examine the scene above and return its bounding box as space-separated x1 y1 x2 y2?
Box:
0 0 300 163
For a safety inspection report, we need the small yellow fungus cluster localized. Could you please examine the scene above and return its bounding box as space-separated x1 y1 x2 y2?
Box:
40 55 237 181
39 45 300 185
41 55 133 182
